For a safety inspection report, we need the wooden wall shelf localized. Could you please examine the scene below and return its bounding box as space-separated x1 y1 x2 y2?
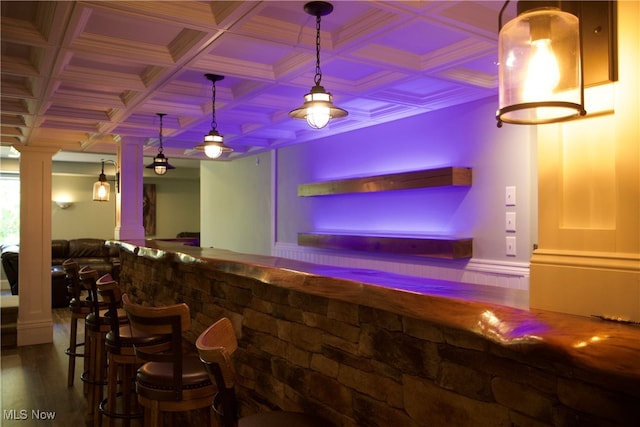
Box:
298 232 473 259
298 166 472 197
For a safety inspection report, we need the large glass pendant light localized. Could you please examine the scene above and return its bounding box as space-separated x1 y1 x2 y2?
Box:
496 1 585 126
194 73 233 159
92 161 111 202
289 1 347 129
146 113 175 175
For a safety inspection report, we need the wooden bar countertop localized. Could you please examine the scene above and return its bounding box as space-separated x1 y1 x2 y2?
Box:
114 239 640 384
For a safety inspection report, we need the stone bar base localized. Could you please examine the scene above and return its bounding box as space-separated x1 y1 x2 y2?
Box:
115 240 640 427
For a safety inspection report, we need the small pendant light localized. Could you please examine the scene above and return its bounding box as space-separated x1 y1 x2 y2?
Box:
92 161 110 202
92 160 118 202
195 73 233 159
146 113 175 175
496 1 585 126
289 1 347 129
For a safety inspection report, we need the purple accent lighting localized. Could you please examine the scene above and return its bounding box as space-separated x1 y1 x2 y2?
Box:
309 186 472 236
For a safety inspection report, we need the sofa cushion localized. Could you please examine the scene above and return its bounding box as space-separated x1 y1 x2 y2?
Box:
68 238 108 258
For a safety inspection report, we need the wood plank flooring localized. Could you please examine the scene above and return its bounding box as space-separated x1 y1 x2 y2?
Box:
1 308 90 426
0 305 207 426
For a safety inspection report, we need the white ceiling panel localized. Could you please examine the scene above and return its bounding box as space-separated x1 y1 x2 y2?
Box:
1 1 501 162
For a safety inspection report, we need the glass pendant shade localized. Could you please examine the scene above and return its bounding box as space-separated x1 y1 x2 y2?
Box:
195 130 232 159
92 175 110 202
497 7 584 126
204 145 223 159
289 84 347 129
146 152 174 175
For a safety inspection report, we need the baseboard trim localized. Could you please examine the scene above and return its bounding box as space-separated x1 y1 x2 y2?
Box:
273 242 529 290
17 318 53 346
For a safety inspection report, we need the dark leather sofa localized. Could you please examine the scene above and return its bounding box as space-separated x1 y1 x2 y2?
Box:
1 238 120 308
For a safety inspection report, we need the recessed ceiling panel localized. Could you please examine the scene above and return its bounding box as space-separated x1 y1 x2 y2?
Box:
84 8 182 45
1 1 502 161
372 18 468 56
209 34 294 65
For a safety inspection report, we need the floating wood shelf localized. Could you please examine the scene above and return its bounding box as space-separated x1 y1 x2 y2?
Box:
298 166 472 197
298 232 473 259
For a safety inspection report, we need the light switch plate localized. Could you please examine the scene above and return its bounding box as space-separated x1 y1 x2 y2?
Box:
506 212 516 232
505 186 516 206
506 236 517 256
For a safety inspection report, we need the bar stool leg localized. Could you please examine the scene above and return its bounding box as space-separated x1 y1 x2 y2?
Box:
84 326 107 426
67 315 78 387
93 331 106 427
101 353 144 427
105 352 119 427
85 328 96 421
83 324 90 395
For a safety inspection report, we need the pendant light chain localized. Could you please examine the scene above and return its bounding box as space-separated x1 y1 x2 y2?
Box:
158 113 164 153
211 79 218 131
314 14 322 86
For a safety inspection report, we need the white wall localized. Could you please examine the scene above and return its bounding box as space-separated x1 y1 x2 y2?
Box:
144 177 201 238
48 163 200 240
52 174 117 239
200 152 273 255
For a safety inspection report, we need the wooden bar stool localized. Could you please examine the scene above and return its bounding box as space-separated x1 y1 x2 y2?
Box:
196 317 332 427
80 267 128 427
97 277 171 427
122 294 216 427
63 259 91 389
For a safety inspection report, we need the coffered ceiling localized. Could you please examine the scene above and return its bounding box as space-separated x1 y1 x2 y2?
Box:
1 1 507 162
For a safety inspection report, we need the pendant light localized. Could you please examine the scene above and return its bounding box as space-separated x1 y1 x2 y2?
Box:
496 0 585 126
289 1 347 129
93 161 110 201
146 113 175 175
92 160 118 202
195 73 233 159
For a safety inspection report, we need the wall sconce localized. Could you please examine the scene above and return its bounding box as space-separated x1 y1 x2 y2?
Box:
146 113 175 175
289 1 348 129
194 73 233 159
92 160 119 202
496 0 617 127
55 201 72 209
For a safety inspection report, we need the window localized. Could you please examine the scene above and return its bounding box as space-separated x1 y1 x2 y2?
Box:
0 174 20 244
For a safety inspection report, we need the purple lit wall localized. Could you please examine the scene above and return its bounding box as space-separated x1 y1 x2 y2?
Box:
277 96 535 264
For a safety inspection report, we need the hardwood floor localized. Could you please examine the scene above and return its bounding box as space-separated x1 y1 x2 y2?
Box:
1 308 91 426
1 305 206 427
1 306 151 426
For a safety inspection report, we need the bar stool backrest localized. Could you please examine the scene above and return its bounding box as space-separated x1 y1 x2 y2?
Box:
79 265 101 317
195 317 240 427
121 293 191 401
96 275 121 339
62 259 81 301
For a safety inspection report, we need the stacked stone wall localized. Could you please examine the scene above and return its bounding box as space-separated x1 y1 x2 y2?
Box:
119 250 639 427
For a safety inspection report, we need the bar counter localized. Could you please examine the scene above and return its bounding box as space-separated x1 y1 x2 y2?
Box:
114 239 639 426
